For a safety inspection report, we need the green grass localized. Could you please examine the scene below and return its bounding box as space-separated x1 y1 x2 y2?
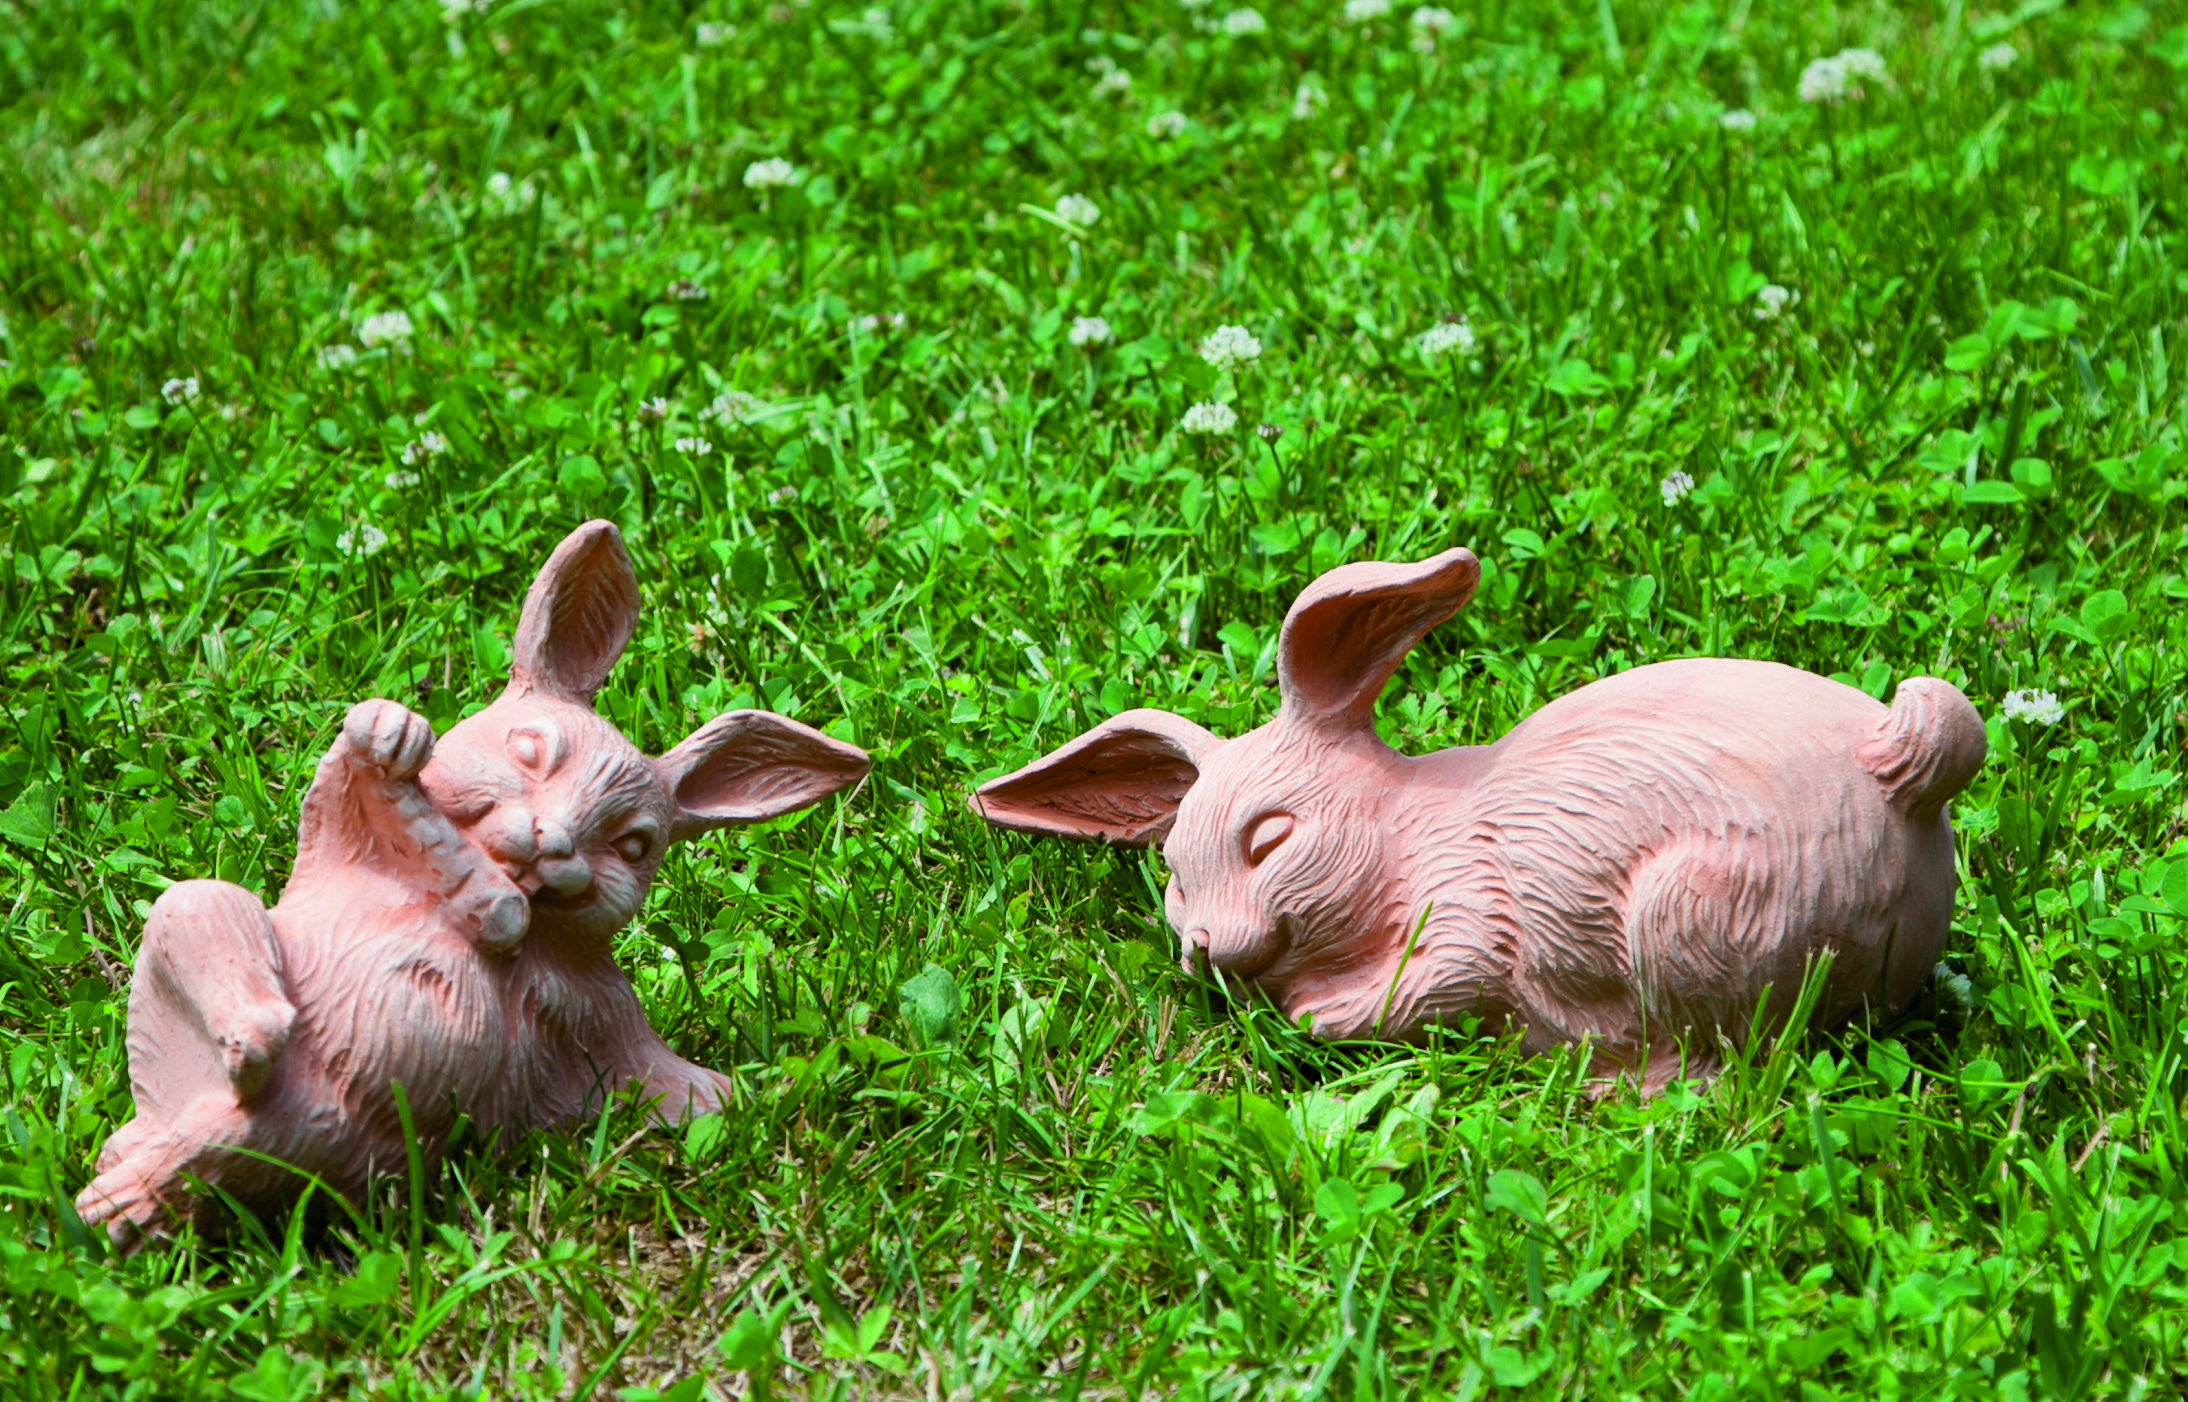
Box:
3 0 2187 1395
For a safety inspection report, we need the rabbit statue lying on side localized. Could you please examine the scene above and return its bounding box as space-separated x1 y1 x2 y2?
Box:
972 548 1985 1089
78 521 870 1245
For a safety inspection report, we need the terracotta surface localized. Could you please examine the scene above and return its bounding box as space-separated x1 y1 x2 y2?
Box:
77 522 870 1245
973 548 1985 1088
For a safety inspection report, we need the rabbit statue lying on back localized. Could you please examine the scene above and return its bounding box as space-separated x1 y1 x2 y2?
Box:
972 548 1985 1089
77 521 870 1245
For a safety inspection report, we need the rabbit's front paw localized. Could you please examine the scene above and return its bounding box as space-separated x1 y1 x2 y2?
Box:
212 997 296 1100
472 890 531 955
342 699 436 781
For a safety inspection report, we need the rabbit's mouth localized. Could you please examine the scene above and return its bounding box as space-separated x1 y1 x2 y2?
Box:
501 862 603 914
531 886 600 912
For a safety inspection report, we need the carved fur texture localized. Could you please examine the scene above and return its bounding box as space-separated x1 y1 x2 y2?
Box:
973 548 1984 1090
77 522 870 1246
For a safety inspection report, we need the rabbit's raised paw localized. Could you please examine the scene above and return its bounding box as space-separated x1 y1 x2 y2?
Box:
342 699 437 781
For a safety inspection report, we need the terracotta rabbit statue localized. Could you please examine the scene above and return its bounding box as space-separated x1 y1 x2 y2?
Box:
971 548 1985 1088
77 521 870 1245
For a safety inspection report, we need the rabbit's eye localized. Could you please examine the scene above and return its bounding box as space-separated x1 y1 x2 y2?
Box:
505 722 564 774
613 830 654 864
1243 812 1295 866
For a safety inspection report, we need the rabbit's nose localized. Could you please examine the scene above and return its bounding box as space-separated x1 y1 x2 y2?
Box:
534 818 575 859
1187 923 1282 980
536 855 593 897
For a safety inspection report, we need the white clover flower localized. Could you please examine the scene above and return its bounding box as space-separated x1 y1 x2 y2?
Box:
484 171 538 215
696 20 735 46
674 436 714 457
1798 57 1847 104
2001 689 2064 726
400 430 449 465
768 484 799 506
1181 401 1239 435
743 157 803 190
1147 110 1189 139
439 0 486 20
1754 284 1796 320
1933 964 1975 1009
1838 48 1887 83
851 5 895 39
1093 66 1133 98
384 470 421 489
161 376 200 406
1415 318 1476 358
358 310 415 348
1055 193 1101 228
1978 41 2017 73
702 390 761 425
1069 315 1113 348
316 344 360 372
1719 108 1757 132
1799 47 1887 104
637 396 672 425
336 523 390 557
1410 6 1456 35
1660 470 1696 507
1220 8 1267 36
1198 324 1262 372
667 278 709 302
1291 78 1326 119
1343 0 1391 21
852 311 909 335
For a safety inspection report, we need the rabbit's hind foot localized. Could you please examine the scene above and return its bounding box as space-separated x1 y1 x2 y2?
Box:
76 1156 170 1253
637 1057 734 1123
74 1096 254 1251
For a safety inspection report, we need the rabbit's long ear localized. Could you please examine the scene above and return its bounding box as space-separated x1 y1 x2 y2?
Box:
970 709 1223 847
1277 548 1480 732
656 711 872 841
508 521 641 705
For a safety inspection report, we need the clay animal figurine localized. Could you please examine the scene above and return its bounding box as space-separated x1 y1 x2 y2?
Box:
971 547 1984 1089
77 521 870 1245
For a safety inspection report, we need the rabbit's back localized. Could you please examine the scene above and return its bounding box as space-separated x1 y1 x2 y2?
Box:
1402 658 1965 1058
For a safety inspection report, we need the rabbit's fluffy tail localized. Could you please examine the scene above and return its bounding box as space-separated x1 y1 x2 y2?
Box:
1859 677 1987 819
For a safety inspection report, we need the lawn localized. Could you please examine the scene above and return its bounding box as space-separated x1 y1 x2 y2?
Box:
3 0 2187 1395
